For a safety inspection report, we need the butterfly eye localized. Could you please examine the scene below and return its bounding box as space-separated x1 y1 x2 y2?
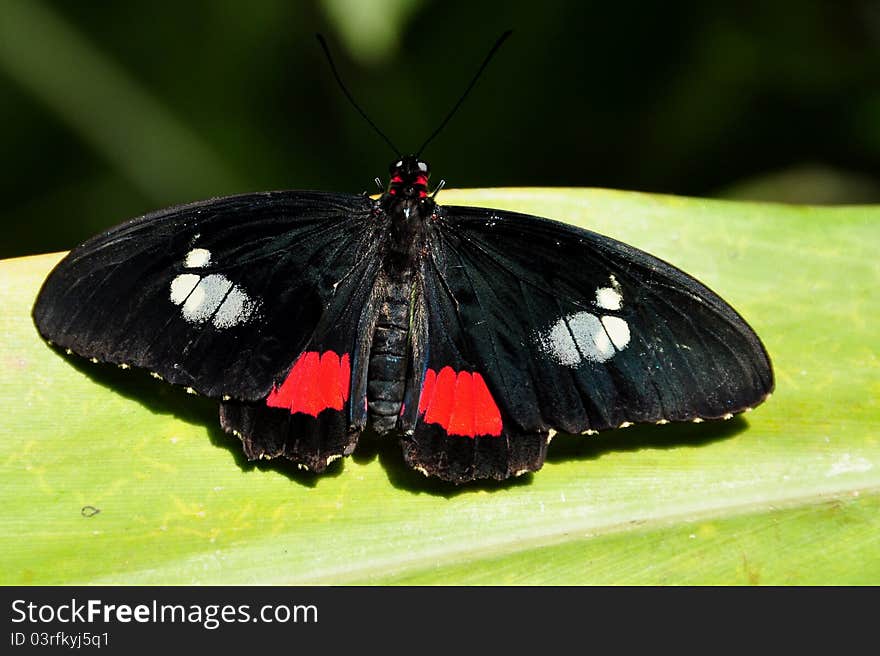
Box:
417 161 429 173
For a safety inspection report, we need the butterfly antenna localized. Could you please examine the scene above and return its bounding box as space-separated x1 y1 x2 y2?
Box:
316 34 400 156
417 30 512 157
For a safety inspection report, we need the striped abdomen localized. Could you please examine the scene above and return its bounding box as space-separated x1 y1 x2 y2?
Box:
367 276 412 434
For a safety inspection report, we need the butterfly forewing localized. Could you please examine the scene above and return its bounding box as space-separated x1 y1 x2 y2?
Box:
33 191 376 400
422 205 773 441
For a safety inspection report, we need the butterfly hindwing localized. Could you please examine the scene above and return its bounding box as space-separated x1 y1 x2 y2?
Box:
399 269 548 483
410 205 773 479
33 191 377 401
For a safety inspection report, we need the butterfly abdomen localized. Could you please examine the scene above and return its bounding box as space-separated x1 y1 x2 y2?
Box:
367 274 414 434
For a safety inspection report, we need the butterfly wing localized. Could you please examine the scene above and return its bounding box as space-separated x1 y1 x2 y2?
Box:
403 204 773 482
218 239 384 471
34 190 384 471
33 191 378 400
401 271 549 482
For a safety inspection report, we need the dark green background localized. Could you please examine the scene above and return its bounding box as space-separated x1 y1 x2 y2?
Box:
2 0 879 258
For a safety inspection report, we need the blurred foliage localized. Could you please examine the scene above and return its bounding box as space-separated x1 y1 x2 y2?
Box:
1 0 880 258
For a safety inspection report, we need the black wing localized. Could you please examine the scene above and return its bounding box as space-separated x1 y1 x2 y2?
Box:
219 235 384 471
404 204 773 482
33 191 377 401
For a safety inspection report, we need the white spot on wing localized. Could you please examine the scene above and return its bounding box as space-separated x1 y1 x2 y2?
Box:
537 311 631 367
601 315 631 349
595 286 623 310
182 274 232 323
213 284 257 329
170 273 200 305
184 248 211 268
169 270 259 329
541 314 588 366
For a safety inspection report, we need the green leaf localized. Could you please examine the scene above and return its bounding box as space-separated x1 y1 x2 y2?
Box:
1 188 878 585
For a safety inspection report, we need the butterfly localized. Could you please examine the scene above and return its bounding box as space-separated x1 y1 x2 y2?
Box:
31 34 773 484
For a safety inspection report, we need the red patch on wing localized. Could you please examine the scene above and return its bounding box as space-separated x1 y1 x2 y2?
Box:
418 366 502 437
418 369 436 414
266 351 350 416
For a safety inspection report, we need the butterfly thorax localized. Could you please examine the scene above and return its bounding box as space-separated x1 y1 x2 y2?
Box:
380 155 434 274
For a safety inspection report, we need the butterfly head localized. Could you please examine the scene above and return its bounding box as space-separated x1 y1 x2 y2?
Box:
388 155 430 199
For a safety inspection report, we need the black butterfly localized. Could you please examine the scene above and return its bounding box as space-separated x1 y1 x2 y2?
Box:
31 35 773 484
